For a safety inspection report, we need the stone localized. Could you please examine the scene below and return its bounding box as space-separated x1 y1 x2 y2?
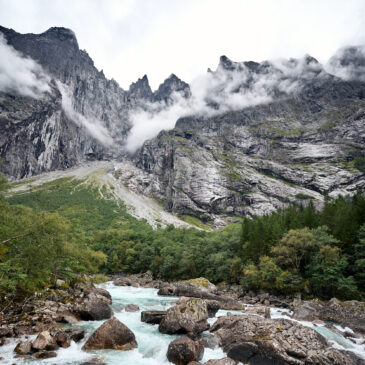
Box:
56 279 66 287
33 351 57 359
210 314 363 365
167 337 204 365
14 340 32 355
82 316 137 351
32 331 57 351
77 299 112 321
159 298 210 337
124 304 140 312
65 328 85 342
141 310 166 324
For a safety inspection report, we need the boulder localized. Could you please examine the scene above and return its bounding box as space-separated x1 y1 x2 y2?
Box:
292 300 322 321
159 298 210 337
206 300 220 318
141 310 166 324
93 288 112 304
32 331 57 351
65 328 85 342
124 304 140 312
210 314 364 365
293 299 365 334
33 351 57 359
82 316 137 351
51 329 71 348
14 340 32 355
77 299 112 321
167 337 204 365
113 277 132 286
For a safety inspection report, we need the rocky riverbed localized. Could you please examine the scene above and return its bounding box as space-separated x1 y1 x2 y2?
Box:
0 275 364 364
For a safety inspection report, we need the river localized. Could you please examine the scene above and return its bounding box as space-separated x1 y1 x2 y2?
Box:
1 282 364 364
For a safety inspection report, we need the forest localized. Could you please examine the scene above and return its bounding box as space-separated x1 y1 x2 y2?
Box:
1 172 364 303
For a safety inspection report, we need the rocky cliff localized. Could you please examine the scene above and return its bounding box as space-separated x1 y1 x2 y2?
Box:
1 26 364 224
117 54 365 224
0 26 188 178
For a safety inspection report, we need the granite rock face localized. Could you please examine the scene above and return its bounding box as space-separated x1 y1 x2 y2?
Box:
0 26 189 179
117 54 365 224
1 25 364 223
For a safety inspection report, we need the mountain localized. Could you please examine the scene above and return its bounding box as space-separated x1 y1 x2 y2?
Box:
0 26 188 178
0 26 364 225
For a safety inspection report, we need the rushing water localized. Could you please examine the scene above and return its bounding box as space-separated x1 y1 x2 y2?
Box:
1 282 364 364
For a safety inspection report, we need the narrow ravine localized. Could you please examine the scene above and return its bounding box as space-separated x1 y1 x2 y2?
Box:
1 283 364 364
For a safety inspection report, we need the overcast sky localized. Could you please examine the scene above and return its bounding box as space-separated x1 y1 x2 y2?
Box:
0 0 364 90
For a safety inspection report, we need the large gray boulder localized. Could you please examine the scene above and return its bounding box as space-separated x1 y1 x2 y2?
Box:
167 337 204 365
293 298 365 334
76 299 112 321
210 314 364 365
141 310 166 324
82 316 137 351
159 298 210 337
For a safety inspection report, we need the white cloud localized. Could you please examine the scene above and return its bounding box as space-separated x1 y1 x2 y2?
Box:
0 33 50 98
125 55 327 152
0 0 364 89
56 81 114 146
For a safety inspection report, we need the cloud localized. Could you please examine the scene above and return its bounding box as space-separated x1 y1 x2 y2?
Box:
125 55 326 152
56 81 114 146
0 34 50 98
325 45 365 82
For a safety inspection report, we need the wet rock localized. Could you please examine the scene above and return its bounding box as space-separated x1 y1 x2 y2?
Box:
65 328 85 342
32 330 57 351
51 329 71 348
113 277 132 286
76 299 112 321
167 337 204 365
60 313 79 324
14 340 32 355
293 298 365 334
292 300 322 321
124 304 140 312
210 314 363 364
141 310 166 324
0 326 13 337
33 351 57 359
204 359 238 365
93 288 112 304
206 300 220 318
159 298 210 337
82 316 137 351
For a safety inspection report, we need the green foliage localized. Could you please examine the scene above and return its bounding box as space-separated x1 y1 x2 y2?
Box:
4 173 364 301
354 157 365 172
239 193 365 299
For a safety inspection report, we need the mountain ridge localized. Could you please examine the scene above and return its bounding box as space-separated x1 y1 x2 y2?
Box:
0 25 364 224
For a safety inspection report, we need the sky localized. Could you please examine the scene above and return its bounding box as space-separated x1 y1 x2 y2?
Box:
0 0 364 90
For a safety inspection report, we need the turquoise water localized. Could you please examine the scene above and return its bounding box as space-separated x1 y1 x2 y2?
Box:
0 283 225 364
1 283 364 364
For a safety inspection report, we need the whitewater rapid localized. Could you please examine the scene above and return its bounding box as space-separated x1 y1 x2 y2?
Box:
1 282 364 364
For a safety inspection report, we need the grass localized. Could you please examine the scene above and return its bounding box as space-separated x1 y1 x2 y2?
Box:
179 214 212 231
8 177 130 234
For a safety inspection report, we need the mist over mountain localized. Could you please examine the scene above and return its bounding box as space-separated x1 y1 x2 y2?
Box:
0 25 364 223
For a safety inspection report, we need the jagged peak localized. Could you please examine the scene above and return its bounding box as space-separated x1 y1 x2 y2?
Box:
128 74 153 99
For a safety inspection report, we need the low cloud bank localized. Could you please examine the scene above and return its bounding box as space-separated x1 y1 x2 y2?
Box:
0 34 50 98
125 55 324 152
57 82 114 146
